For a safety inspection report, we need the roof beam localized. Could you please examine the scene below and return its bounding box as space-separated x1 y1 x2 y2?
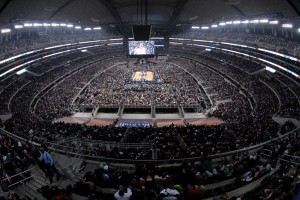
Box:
115 1 177 8
166 0 189 34
169 0 189 25
98 0 126 36
0 0 12 17
48 0 75 20
231 5 245 16
287 0 300 16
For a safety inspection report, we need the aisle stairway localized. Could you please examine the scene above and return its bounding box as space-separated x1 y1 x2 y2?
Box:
11 152 85 200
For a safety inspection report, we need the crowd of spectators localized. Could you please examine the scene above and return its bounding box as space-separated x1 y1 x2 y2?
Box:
0 28 299 199
0 132 63 200
0 31 119 60
76 60 201 108
174 31 300 57
74 148 282 200
0 49 298 162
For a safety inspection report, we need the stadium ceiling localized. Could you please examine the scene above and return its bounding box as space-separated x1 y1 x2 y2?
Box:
0 0 299 36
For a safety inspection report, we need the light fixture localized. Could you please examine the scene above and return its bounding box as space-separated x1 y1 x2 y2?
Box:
24 23 33 27
67 24 73 28
51 23 59 27
226 21 233 24
191 26 200 29
242 20 249 24
75 26 81 29
219 22 226 26
259 19 269 23
33 23 43 27
84 27 92 31
211 24 218 28
282 24 293 28
93 27 101 30
1 29 11 33
201 26 209 30
60 23 66 26
14 25 24 29
250 19 259 23
233 20 241 24
43 23 51 27
269 20 278 25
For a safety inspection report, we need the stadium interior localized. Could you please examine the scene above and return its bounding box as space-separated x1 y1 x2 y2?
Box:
0 0 300 199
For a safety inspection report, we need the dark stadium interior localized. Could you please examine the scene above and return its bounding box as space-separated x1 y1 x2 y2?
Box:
0 0 299 200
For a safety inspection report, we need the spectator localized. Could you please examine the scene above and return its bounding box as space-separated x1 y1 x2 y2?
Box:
114 185 132 200
39 147 61 183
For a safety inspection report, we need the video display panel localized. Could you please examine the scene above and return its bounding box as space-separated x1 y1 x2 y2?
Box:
128 41 155 56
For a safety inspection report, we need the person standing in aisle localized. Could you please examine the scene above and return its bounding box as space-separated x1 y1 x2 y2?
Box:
39 146 61 183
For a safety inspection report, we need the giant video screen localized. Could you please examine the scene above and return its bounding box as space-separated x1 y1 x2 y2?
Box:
128 41 155 56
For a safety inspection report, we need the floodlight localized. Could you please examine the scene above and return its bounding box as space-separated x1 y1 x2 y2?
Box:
250 19 259 23
33 23 43 27
233 20 241 24
1 29 11 33
282 24 293 28
269 20 278 25
259 19 268 23
24 23 33 27
14 25 23 29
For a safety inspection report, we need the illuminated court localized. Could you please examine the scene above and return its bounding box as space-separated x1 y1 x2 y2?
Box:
132 71 154 81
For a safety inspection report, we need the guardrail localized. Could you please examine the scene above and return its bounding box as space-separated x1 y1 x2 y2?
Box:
0 127 299 165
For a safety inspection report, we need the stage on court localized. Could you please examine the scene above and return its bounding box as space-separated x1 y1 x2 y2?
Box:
54 112 223 127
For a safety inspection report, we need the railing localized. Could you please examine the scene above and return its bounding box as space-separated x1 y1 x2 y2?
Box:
281 154 300 166
1 127 299 165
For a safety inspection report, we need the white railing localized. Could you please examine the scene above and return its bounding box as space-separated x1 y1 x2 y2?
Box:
0 127 298 165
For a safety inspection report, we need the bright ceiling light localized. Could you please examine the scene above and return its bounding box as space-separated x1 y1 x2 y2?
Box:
60 23 66 26
201 26 209 30
67 24 73 28
269 20 278 25
1 29 11 33
226 21 232 24
250 19 259 23
219 22 226 26
24 23 33 27
259 19 269 23
211 24 218 28
51 23 59 27
282 24 293 28
14 25 23 29
84 27 92 31
191 26 200 29
242 20 249 24
233 20 241 24
43 23 51 27
33 23 43 27
298 28 300 32
93 27 101 30
75 26 81 29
